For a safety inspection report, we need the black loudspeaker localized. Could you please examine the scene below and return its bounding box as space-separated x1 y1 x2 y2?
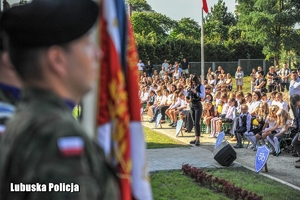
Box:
213 141 236 166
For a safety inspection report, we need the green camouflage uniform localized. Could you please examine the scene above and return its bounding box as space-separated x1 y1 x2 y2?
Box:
0 87 120 200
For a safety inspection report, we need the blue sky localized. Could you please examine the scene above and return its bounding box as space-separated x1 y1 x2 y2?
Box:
147 0 236 23
4 0 236 25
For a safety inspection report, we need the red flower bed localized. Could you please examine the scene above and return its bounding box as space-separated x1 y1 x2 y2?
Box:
182 164 263 200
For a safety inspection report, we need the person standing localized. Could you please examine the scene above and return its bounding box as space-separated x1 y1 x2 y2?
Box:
159 66 165 79
279 63 291 92
145 60 153 77
188 76 205 146
0 0 119 199
291 94 300 168
289 69 300 119
254 70 267 93
173 61 182 80
162 59 169 71
181 58 190 77
256 66 263 75
167 63 175 78
138 59 145 77
235 66 244 91
267 66 278 93
250 68 257 92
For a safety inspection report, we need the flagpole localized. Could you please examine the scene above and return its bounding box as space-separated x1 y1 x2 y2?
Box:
201 8 204 82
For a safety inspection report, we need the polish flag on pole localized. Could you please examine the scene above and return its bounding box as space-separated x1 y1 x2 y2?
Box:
202 0 208 13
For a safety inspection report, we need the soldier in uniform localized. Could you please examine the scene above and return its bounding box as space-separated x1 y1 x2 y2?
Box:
0 0 119 199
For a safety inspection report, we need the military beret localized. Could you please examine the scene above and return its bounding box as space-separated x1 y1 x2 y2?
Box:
0 0 99 48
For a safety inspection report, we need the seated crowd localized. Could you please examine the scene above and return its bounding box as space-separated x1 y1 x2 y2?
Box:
139 61 300 164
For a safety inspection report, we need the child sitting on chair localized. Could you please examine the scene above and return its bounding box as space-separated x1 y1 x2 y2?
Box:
234 104 252 148
203 102 217 134
210 93 229 137
266 109 293 156
214 98 237 137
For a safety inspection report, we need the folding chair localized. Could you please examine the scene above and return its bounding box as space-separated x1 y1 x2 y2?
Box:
175 119 184 137
154 113 162 129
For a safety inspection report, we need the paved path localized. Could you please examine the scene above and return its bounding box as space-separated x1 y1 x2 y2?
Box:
148 147 241 172
143 115 300 190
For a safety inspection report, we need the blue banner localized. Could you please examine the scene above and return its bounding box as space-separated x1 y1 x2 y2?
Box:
255 145 270 173
214 131 225 149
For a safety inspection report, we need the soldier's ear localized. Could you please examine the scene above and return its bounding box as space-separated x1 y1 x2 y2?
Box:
45 46 68 78
1 52 14 70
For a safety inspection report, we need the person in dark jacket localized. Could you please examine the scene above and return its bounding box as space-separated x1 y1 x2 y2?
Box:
188 75 205 146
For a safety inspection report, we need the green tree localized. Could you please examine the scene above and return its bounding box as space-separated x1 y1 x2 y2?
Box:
170 18 201 40
129 0 265 64
131 12 176 37
206 0 237 26
236 0 300 65
126 0 152 12
204 0 237 43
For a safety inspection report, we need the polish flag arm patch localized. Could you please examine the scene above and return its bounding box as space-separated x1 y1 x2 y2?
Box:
57 136 84 157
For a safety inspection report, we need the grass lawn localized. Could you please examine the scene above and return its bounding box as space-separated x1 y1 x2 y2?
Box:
151 170 230 200
203 168 300 200
144 127 188 149
232 76 251 92
151 169 300 200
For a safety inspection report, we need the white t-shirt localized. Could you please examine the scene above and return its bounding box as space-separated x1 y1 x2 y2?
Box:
271 100 288 113
249 100 261 113
221 103 229 115
162 62 169 71
160 95 167 106
173 71 180 79
265 116 277 131
138 62 144 71
277 119 292 134
169 98 181 109
154 95 163 105
180 99 188 107
140 92 149 102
